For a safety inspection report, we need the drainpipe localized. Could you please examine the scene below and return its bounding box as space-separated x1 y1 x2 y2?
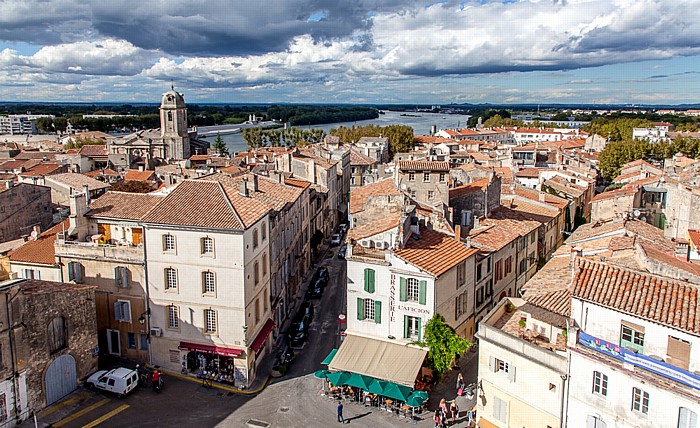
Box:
141 226 152 366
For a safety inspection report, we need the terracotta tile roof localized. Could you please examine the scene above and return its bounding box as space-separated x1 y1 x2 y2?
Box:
9 219 69 266
19 162 66 177
688 230 700 248
349 179 401 214
572 258 700 334
413 136 456 144
543 176 586 198
590 187 639 202
524 289 571 317
505 197 558 224
515 168 548 178
393 228 478 277
282 177 311 189
469 224 520 252
621 159 655 169
124 169 156 181
142 180 269 229
218 165 246 176
14 152 57 160
522 254 572 297
449 178 489 200
78 144 108 157
295 149 337 169
348 214 401 241
397 160 450 171
204 173 304 212
83 168 119 178
12 278 95 294
0 159 30 171
640 242 700 277
513 143 538 151
567 220 626 243
87 191 162 220
349 149 376 167
514 187 569 210
481 206 540 236
45 173 110 191
189 155 210 161
608 235 636 251
71 131 111 141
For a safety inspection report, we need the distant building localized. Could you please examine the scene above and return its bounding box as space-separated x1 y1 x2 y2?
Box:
0 183 53 244
0 115 53 135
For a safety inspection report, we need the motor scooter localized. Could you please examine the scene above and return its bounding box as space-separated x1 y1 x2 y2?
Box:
152 374 164 393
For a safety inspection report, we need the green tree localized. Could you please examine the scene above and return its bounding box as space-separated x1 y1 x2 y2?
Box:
483 115 525 128
330 124 414 158
212 134 229 157
415 314 471 379
64 137 105 150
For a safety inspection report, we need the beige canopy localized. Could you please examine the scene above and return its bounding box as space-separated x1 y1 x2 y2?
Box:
328 334 427 387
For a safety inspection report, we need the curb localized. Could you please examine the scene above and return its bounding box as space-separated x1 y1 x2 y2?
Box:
146 365 271 396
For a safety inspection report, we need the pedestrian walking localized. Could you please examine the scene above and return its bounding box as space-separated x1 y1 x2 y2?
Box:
456 373 465 395
450 400 459 424
337 401 344 423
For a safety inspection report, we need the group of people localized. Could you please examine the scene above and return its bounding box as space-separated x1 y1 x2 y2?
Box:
434 398 459 427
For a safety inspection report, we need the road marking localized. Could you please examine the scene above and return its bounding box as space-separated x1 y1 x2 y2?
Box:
40 392 92 418
53 399 110 427
81 404 130 428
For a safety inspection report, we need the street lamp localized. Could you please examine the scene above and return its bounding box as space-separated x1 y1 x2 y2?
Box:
138 309 151 325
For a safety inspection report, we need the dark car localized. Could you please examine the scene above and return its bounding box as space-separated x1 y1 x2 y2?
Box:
271 345 295 377
338 244 347 259
305 282 323 299
313 267 329 282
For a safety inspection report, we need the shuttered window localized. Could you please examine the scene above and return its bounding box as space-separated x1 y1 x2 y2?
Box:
363 268 375 293
47 317 66 353
667 336 691 370
493 396 507 423
114 267 128 288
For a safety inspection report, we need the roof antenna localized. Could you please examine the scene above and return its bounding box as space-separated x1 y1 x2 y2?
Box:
171 80 174 91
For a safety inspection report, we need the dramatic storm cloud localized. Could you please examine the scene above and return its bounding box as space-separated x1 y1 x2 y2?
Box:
0 0 699 103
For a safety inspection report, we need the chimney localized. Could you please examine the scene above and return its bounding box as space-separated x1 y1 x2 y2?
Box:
250 174 259 192
455 224 462 240
539 193 546 203
31 225 41 239
240 179 249 197
67 191 89 241
473 217 480 229
83 184 90 206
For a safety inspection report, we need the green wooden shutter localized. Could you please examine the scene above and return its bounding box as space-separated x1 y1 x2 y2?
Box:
374 301 381 324
419 280 427 305
403 315 409 338
364 269 375 293
399 277 407 302
417 317 422 341
357 298 365 320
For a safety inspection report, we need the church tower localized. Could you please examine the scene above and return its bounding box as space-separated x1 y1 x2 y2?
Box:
160 87 190 159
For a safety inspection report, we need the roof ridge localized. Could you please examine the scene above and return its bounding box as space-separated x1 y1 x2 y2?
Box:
215 181 246 229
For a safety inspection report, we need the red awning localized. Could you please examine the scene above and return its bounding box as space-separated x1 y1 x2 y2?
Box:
251 319 276 354
179 342 243 358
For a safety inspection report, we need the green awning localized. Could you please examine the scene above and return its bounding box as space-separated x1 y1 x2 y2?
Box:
321 348 338 365
327 371 351 387
314 370 330 379
345 373 373 390
406 391 428 407
382 382 412 402
367 378 389 395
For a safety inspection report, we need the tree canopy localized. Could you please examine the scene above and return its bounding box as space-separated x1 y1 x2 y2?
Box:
415 314 471 379
212 134 229 157
597 138 695 180
330 124 414 158
242 126 326 150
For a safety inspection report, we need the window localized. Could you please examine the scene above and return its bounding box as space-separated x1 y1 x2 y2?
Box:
363 268 375 293
22 269 40 280
490 356 516 382
476 263 483 281
114 266 128 288
204 309 217 334
410 190 416 198
632 387 649 414
592 371 608 396
678 407 698 428
67 261 84 283
667 336 691 370
461 210 472 227
202 271 216 294
587 416 607 428
405 316 421 339
497 359 510 374
356 298 381 323
505 256 512 275
139 334 148 351
201 237 214 255
0 393 6 423
262 254 268 277
457 263 465 288
406 278 420 302
351 177 356 185
255 298 260 323
261 222 267 241
423 172 430 182
254 262 260 285
163 234 175 251
167 305 179 329
530 232 536 244
439 173 446 183
494 260 502 282
47 317 66 353
408 172 415 182
621 322 645 352
519 258 527 274
114 300 132 322
493 396 508 423
253 229 259 249
127 333 136 349
427 190 435 200
164 268 178 290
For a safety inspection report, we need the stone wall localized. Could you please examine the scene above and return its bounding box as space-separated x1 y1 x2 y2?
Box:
0 184 53 243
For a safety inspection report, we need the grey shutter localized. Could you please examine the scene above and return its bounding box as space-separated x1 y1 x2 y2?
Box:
507 365 516 383
122 302 131 322
374 301 381 324
417 317 422 341
68 262 75 281
114 301 122 321
489 355 496 372
357 298 364 320
121 267 128 288
75 264 83 283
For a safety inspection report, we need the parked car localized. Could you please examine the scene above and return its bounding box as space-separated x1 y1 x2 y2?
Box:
305 282 323 299
339 223 348 234
271 344 295 377
338 244 347 259
330 234 342 246
313 267 329 282
290 319 308 348
87 368 139 398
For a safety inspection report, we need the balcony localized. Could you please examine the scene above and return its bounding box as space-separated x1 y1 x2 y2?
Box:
348 245 388 262
55 236 143 263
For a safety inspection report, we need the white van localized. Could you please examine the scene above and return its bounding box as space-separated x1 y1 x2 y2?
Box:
86 367 139 398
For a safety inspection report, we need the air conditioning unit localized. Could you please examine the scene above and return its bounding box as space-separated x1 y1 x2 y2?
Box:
150 327 162 337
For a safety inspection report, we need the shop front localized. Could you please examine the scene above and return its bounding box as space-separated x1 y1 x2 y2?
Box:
178 342 248 387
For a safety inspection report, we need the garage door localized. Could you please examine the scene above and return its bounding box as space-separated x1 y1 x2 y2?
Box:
45 354 77 405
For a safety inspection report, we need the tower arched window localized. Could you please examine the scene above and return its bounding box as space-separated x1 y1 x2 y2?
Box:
167 111 172 121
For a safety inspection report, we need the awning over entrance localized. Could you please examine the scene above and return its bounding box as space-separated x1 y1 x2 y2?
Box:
179 341 243 358
321 348 338 365
477 417 499 428
328 334 427 387
250 319 275 354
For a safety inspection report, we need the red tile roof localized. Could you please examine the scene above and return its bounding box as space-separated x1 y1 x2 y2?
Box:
572 258 700 334
9 219 69 266
349 149 376 167
87 191 162 220
349 179 401 214
397 160 450 171
393 228 478 277
19 163 66 177
124 169 156 181
449 178 489 200
688 230 700 248
469 224 520 252
590 187 638 202
349 214 401 241
78 144 108 157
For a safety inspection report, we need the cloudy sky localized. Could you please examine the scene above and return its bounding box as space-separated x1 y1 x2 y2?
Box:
1 0 699 104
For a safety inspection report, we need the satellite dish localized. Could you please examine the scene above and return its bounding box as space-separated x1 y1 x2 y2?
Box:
30 230 39 239
633 210 641 218
640 217 647 222
400 184 407 190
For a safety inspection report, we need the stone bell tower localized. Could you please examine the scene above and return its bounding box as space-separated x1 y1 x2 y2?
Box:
160 86 190 159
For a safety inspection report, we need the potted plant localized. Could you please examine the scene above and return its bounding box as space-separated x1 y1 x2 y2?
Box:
518 319 526 328
505 302 515 313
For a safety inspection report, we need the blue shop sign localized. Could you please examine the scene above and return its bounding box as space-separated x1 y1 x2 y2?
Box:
578 332 700 391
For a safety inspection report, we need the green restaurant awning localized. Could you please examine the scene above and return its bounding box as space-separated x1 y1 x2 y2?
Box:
321 348 338 365
327 371 351 387
345 373 373 390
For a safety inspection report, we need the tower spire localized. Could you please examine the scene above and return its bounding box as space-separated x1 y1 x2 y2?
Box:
171 80 174 91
